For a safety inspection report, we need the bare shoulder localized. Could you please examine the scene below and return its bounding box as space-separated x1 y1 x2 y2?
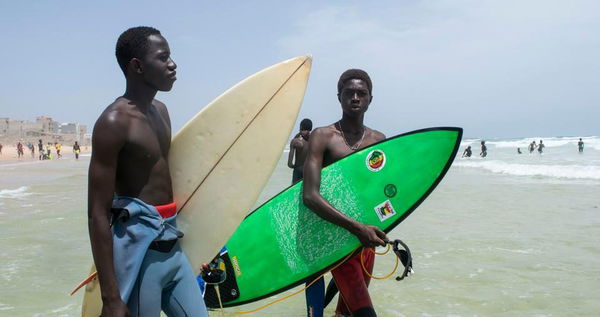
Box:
152 99 172 129
94 98 133 132
367 127 386 141
153 99 167 113
291 136 303 147
310 125 337 142
153 98 170 116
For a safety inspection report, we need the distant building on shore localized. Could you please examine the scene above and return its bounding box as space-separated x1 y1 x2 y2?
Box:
0 115 89 145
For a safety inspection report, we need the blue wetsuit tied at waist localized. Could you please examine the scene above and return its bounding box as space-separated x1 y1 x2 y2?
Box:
111 196 207 316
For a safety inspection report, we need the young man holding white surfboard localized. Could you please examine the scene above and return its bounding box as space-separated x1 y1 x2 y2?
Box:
303 69 388 317
88 27 207 316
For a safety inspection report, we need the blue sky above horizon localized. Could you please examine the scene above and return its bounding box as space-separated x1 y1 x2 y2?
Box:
1 0 598 139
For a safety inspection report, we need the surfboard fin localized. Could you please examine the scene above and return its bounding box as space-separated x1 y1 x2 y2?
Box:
323 279 338 308
69 271 97 296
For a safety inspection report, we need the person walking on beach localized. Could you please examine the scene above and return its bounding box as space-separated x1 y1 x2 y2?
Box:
480 140 487 158
303 69 388 317
288 118 312 184
73 141 81 160
88 27 207 317
29 142 35 158
46 142 52 159
55 142 62 159
578 138 584 153
538 140 545 154
462 145 472 157
17 142 24 158
38 140 44 160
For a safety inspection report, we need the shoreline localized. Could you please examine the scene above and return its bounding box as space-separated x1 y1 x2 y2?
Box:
0 145 91 163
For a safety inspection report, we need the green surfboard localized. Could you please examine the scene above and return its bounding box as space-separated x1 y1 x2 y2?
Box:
203 127 462 308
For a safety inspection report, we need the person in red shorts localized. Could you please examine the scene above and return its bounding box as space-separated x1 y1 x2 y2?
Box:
303 69 388 317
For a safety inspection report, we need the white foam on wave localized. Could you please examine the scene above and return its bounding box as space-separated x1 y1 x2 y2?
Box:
455 160 600 180
461 136 600 149
460 138 480 147
583 137 600 151
488 137 592 148
50 303 77 313
0 186 32 199
494 247 539 254
0 302 14 311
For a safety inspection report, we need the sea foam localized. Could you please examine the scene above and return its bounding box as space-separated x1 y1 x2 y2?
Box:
455 160 600 180
0 186 32 199
461 136 599 149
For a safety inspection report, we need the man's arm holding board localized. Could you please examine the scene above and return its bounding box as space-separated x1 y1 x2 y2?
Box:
302 127 387 248
87 108 129 316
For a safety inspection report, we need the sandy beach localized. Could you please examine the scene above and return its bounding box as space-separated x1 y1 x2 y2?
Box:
0 145 91 163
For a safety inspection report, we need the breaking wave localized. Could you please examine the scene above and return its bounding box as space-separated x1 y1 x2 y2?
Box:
455 160 600 180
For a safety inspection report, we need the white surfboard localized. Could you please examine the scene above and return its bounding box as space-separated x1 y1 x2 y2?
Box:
78 56 312 316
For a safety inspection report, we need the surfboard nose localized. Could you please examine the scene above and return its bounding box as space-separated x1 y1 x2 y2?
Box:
282 55 312 71
302 54 313 66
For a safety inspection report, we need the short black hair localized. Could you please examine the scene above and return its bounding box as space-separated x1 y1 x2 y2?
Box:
115 26 162 75
300 118 312 131
337 69 372 95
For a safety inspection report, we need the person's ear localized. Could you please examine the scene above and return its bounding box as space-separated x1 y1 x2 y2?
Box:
130 58 143 74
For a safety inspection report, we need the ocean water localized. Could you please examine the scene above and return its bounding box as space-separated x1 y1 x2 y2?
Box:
456 136 600 182
0 137 598 316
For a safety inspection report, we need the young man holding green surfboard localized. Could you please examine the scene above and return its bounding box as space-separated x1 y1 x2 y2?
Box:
303 69 388 317
88 27 207 316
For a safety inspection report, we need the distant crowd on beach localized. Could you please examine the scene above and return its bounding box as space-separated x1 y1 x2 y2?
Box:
0 139 83 160
461 138 585 158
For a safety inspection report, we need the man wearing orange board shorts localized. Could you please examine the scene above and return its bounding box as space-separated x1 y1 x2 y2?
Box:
303 69 388 317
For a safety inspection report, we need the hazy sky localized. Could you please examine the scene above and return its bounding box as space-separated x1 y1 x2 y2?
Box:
1 0 598 138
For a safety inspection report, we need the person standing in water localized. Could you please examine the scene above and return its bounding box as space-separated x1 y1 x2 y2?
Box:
303 69 388 317
73 141 81 160
538 140 545 154
529 140 537 154
480 141 487 158
578 138 584 153
88 26 207 316
462 145 472 158
287 118 313 184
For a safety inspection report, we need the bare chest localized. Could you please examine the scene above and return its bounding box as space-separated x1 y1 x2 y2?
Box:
324 133 380 166
120 115 170 165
